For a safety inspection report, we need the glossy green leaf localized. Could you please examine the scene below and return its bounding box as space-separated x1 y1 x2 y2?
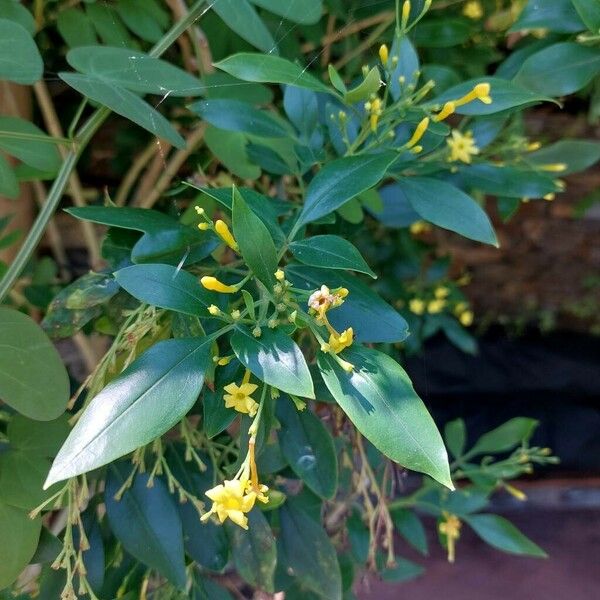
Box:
215 53 331 94
67 47 204 96
289 235 376 278
413 18 470 47
278 498 342 600
45 337 212 487
85 3 131 47
390 34 419 99
0 153 18 198
115 0 168 43
0 502 41 589
232 188 279 287
514 42 600 96
59 73 185 148
0 19 42 84
67 206 176 232
105 465 187 588
444 418 466 460
287 265 409 343
7 414 70 458
193 578 234 600
432 77 552 115
227 508 277 592
212 0 275 53
295 153 396 231
204 71 273 104
0 116 61 172
204 126 260 179
391 509 428 555
277 397 338 499
0 308 69 421
464 514 547 557
0 0 36 34
527 139 600 175
397 177 498 246
572 0 600 32
381 557 424 582
231 326 314 398
344 67 382 104
469 418 538 456
190 99 289 138
56 8 97 47
457 164 558 198
250 0 322 24
318 345 453 488
115 264 216 316
510 0 584 33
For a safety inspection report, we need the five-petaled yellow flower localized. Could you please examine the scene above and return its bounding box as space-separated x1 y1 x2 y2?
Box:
447 130 479 164
200 478 257 529
224 377 259 417
439 512 462 563
328 327 354 354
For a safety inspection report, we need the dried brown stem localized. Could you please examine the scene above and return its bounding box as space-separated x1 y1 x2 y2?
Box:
114 140 160 206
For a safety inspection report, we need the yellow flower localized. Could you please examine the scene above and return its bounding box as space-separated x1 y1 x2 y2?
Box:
434 286 449 299
439 513 461 563
427 299 446 314
208 304 220 315
379 44 389 65
224 374 259 417
214 219 239 251
409 220 431 235
463 1 483 20
447 130 479 164
201 478 257 529
308 285 347 321
540 163 567 172
328 327 354 354
401 0 411 27
434 101 455 122
366 97 383 132
459 310 474 326
527 141 542 151
505 483 527 501
406 117 430 149
455 82 492 107
201 276 237 294
274 269 285 281
409 299 426 315
197 222 210 231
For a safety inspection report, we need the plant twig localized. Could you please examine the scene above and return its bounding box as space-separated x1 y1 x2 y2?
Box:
136 124 206 209
33 81 102 269
132 141 173 205
333 19 393 70
114 140 160 206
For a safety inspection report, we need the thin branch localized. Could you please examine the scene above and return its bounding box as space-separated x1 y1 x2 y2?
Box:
114 140 160 206
333 20 392 70
132 141 173 206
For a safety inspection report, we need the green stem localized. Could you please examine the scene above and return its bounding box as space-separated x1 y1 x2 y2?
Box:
0 0 208 303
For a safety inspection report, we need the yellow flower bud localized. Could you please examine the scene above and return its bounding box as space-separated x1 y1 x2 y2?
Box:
275 269 285 281
459 310 474 326
541 163 567 172
201 276 237 294
434 101 456 122
527 141 542 151
208 304 220 315
198 222 210 231
409 299 426 315
406 117 430 148
379 44 389 65
402 0 411 27
231 309 241 320
214 219 239 251
194 206 205 215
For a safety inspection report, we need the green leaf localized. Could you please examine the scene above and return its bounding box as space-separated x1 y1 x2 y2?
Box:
67 47 204 96
527 139 600 175
572 0 600 32
397 177 498 246
204 71 273 104
390 34 419 99
432 77 552 115
0 153 18 198
250 0 322 24
227 508 277 592
327 64 346 94
344 67 382 104
289 235 376 278
0 19 42 84
105 465 187 588
45 338 212 487
0 0 36 34
413 17 471 47
0 308 69 421
212 0 275 53
0 503 41 589
232 188 279 287
215 53 331 94
514 42 600 96
510 0 584 33
59 73 185 148
0 116 61 172
115 264 216 317
469 418 538 456
204 126 260 180
391 509 428 555
444 418 466 460
278 498 342 600
318 345 452 488
464 514 547 557
193 578 234 600
380 556 424 582
56 8 97 47
85 3 131 47
7 414 70 458
190 99 290 138
115 0 168 43
276 397 338 499
231 326 314 398
295 153 396 230
286 265 408 344
203 387 237 439
67 206 176 232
